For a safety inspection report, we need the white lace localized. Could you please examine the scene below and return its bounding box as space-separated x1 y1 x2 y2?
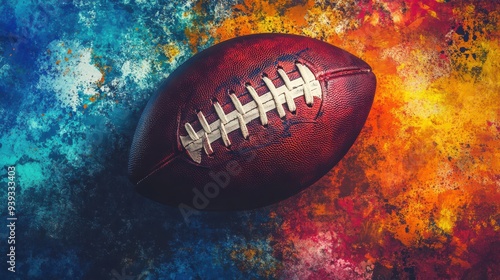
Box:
180 63 321 163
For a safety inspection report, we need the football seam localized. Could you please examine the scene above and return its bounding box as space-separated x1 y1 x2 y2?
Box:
136 153 180 185
317 67 372 81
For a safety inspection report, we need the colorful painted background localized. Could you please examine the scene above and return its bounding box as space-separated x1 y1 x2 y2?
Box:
0 0 498 279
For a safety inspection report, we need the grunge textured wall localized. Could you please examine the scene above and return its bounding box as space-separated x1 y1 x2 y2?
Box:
0 0 498 279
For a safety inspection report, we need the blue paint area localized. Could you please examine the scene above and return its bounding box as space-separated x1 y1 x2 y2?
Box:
0 0 281 279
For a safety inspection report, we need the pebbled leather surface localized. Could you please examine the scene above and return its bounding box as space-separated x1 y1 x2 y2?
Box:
128 33 376 210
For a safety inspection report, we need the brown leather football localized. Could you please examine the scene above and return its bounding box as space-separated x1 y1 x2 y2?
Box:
128 34 376 211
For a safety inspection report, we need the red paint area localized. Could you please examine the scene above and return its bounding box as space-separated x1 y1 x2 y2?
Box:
182 0 499 278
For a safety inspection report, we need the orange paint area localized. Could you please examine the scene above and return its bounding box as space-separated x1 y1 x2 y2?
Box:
183 0 499 278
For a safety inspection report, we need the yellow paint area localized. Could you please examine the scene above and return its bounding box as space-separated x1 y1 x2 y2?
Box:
179 1 499 271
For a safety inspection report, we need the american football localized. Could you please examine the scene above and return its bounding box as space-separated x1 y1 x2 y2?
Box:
128 33 376 211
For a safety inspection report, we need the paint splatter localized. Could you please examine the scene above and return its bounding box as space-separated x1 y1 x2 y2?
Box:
0 0 498 278
180 0 500 278
37 40 103 111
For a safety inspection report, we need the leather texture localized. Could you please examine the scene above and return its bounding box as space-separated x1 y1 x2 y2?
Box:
128 33 376 210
